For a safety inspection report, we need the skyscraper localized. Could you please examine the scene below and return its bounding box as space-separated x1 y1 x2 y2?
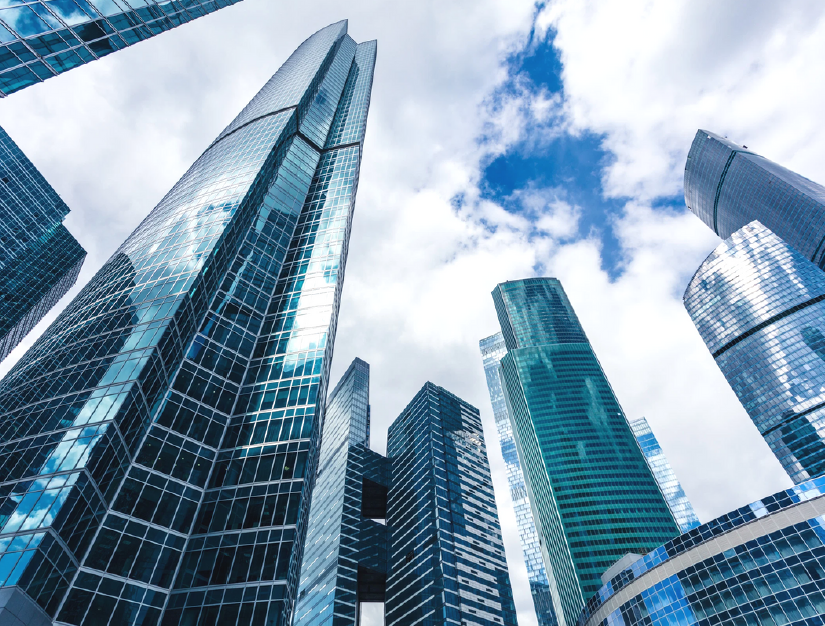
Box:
0 126 85 362
629 418 700 533
387 382 518 626
0 21 375 626
492 278 680 626
684 220 825 484
684 129 825 267
480 332 557 626
0 0 243 96
0 0 246 361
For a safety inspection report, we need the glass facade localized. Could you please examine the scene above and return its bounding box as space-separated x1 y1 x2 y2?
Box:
684 129 825 268
629 418 700 533
684 221 825 485
492 278 680 626
386 382 518 626
0 0 243 96
293 357 390 626
0 125 86 362
578 476 825 626
0 20 375 626
480 331 557 626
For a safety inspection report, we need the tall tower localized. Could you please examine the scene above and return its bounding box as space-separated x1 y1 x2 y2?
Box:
479 332 557 626
0 21 375 626
0 0 243 96
386 383 518 626
0 127 85 361
684 220 825 484
0 0 248 361
684 129 825 267
492 278 679 626
629 417 700 533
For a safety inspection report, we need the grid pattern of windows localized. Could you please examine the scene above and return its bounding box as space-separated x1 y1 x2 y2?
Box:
0 126 85 362
0 21 376 626
480 331 557 626
685 222 825 484
630 418 700 533
685 130 825 268
579 477 825 626
0 0 244 96
386 383 518 626
492 278 680 626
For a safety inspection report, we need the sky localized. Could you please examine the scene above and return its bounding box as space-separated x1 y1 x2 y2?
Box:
3 1 825 624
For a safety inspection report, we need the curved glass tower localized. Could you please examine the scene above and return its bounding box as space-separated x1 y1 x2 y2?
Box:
480 332 557 626
492 278 679 626
684 220 825 484
0 21 376 626
684 129 825 267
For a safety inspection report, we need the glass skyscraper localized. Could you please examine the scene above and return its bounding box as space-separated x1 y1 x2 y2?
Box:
578 477 825 626
387 382 518 626
0 20 375 626
629 417 700 533
0 0 243 95
480 331 557 626
684 129 825 268
0 0 244 362
684 221 825 484
492 278 680 626
0 126 85 362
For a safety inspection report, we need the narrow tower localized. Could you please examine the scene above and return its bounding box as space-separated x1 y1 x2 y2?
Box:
492 278 679 626
480 332 557 626
0 22 376 626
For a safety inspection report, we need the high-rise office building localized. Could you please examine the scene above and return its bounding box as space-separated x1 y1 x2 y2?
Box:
684 129 825 268
0 0 246 361
629 418 700 533
294 358 516 626
0 21 375 626
578 477 825 626
0 126 85 362
480 332 556 626
293 358 390 625
492 278 680 626
0 0 243 96
387 382 518 626
684 220 825 484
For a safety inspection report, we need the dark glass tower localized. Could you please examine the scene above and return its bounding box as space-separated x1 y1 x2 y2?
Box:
492 278 679 626
684 220 825 484
386 382 518 626
0 21 375 626
684 129 825 267
0 126 85 362
0 0 243 96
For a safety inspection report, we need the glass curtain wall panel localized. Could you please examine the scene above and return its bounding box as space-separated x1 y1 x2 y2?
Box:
578 477 825 626
492 278 680 626
293 357 390 626
386 382 518 626
0 0 244 96
685 220 825 484
0 126 86 362
629 418 700 533
480 331 557 626
0 20 376 626
685 129 825 268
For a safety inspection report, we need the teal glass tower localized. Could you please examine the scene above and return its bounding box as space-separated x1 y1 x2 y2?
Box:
0 21 375 626
492 278 680 626
0 126 85 362
0 0 243 95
